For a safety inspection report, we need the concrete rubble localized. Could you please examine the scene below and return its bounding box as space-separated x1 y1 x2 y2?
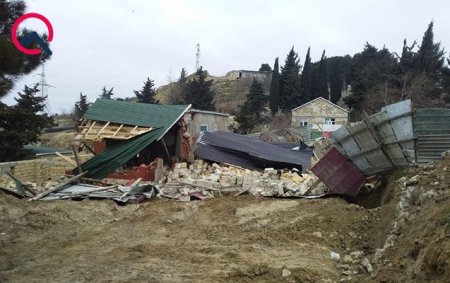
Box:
161 159 327 198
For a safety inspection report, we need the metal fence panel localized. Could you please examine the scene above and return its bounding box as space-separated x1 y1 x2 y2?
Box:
414 108 450 163
311 148 366 197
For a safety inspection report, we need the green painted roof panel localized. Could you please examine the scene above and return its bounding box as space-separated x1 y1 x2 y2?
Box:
83 99 189 128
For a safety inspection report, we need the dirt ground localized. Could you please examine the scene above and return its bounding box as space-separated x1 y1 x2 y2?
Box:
1 158 449 282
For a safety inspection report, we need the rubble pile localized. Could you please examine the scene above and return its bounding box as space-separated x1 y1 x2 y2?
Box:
162 160 327 198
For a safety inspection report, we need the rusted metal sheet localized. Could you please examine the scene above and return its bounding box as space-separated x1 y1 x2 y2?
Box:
414 108 450 163
311 148 366 197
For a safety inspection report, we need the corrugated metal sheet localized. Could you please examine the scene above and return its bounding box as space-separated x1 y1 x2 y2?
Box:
332 100 414 175
83 99 190 128
311 148 366 197
76 129 163 179
414 108 450 163
197 131 313 172
382 99 415 163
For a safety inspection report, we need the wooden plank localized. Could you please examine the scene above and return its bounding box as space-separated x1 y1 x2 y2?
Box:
85 121 96 136
56 152 77 167
95 121 110 138
112 124 124 137
303 179 321 196
81 142 96 155
69 185 118 197
31 172 88 201
5 172 36 196
72 145 82 174
119 178 143 201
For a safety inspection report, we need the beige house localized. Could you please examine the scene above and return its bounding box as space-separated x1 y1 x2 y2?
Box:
291 97 349 132
183 109 230 137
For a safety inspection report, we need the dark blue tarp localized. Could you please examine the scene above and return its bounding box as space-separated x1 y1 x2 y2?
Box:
196 131 313 172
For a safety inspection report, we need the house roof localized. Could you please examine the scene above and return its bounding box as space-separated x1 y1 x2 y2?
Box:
76 99 191 179
290 97 349 113
190 109 229 117
83 99 190 129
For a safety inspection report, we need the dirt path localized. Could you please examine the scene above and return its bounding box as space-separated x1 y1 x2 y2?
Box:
0 194 373 282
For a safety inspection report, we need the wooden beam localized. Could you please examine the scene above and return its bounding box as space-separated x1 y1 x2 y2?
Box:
85 121 96 136
161 138 171 160
81 142 96 155
72 145 82 175
112 124 124 137
119 178 142 201
55 152 77 167
69 185 118 197
31 172 88 201
95 121 110 138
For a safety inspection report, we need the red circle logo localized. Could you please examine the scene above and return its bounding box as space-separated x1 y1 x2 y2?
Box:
11 13 53 55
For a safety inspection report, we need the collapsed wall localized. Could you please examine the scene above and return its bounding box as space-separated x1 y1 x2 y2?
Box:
0 154 91 188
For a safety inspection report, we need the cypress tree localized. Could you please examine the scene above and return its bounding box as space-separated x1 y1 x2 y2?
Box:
301 47 312 104
269 57 280 115
415 21 445 78
317 50 329 100
279 47 302 111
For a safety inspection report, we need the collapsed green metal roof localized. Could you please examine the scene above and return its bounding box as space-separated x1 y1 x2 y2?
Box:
76 129 163 179
83 98 189 129
75 99 191 179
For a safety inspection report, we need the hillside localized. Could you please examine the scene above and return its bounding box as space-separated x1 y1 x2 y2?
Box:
156 71 271 113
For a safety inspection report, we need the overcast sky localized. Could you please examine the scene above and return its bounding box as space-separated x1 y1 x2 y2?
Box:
3 0 449 114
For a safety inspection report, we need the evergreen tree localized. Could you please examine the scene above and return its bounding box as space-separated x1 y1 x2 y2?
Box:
316 50 329 100
399 39 417 72
279 47 302 111
100 87 114 99
235 80 268 133
246 79 267 117
269 57 280 115
415 21 445 78
344 43 397 119
179 67 188 83
0 0 51 98
134 78 159 104
0 1 52 161
259 63 272 72
74 92 90 121
184 67 215 110
167 68 188 104
301 47 312 103
328 56 352 104
0 84 54 161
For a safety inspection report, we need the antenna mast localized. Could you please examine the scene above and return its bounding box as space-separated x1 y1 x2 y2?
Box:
195 43 200 71
37 64 54 115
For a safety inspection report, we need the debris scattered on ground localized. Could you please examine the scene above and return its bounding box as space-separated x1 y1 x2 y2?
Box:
164 159 327 198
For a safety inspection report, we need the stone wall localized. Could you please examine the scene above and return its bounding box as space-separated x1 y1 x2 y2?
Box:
184 112 230 138
0 154 92 187
291 98 349 131
225 70 271 84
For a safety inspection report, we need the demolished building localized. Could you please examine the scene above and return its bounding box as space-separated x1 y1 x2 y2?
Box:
73 99 193 180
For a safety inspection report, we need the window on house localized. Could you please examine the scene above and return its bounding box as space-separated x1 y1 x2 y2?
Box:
200 124 208 132
325 117 336 125
299 117 308 127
